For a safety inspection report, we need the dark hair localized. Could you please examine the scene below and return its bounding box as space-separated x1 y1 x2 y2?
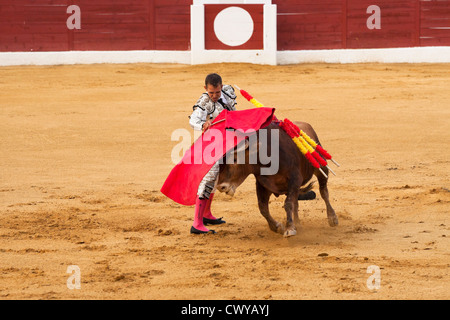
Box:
205 73 222 87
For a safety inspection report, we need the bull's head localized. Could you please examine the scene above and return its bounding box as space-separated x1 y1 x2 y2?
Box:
217 139 252 196
217 126 280 196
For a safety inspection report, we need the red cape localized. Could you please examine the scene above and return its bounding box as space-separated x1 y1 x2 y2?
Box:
160 107 275 205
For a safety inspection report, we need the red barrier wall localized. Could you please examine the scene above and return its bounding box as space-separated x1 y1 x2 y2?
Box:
275 0 450 50
420 0 450 46
346 0 418 49
0 0 449 52
275 0 345 50
0 0 191 52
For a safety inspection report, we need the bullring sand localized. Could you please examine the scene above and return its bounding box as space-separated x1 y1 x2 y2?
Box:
0 62 448 299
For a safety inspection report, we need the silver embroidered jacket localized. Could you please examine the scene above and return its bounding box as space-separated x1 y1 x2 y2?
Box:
189 85 237 131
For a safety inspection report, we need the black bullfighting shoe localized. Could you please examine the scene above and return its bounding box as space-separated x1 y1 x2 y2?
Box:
298 190 316 201
190 226 216 234
203 217 226 225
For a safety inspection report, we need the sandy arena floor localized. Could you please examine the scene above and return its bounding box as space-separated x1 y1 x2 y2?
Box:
0 62 448 300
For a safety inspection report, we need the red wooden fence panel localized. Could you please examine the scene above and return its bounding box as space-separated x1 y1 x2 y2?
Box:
154 0 191 50
346 0 418 49
274 0 449 50
420 0 450 46
71 0 153 51
274 0 345 50
0 0 69 51
0 0 191 52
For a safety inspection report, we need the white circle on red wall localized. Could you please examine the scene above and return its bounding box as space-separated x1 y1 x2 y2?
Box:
213 7 254 47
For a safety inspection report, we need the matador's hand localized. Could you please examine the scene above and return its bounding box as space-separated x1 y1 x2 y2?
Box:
202 120 212 132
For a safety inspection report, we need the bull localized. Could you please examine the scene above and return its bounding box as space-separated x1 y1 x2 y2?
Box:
217 121 338 237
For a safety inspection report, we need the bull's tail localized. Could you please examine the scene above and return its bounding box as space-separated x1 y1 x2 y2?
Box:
299 182 314 194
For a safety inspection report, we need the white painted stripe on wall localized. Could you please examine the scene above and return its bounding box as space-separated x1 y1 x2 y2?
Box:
277 47 450 64
0 50 191 66
0 47 449 66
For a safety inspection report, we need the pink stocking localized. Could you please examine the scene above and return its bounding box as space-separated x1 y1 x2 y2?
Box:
203 193 217 220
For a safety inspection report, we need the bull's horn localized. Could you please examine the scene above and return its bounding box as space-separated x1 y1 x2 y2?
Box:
235 139 249 153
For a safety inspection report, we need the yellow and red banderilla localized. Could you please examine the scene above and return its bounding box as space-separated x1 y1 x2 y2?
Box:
235 85 339 178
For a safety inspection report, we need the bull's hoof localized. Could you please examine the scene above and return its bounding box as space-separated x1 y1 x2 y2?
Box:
328 215 339 227
298 191 316 201
284 228 297 237
276 222 285 234
268 221 284 234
